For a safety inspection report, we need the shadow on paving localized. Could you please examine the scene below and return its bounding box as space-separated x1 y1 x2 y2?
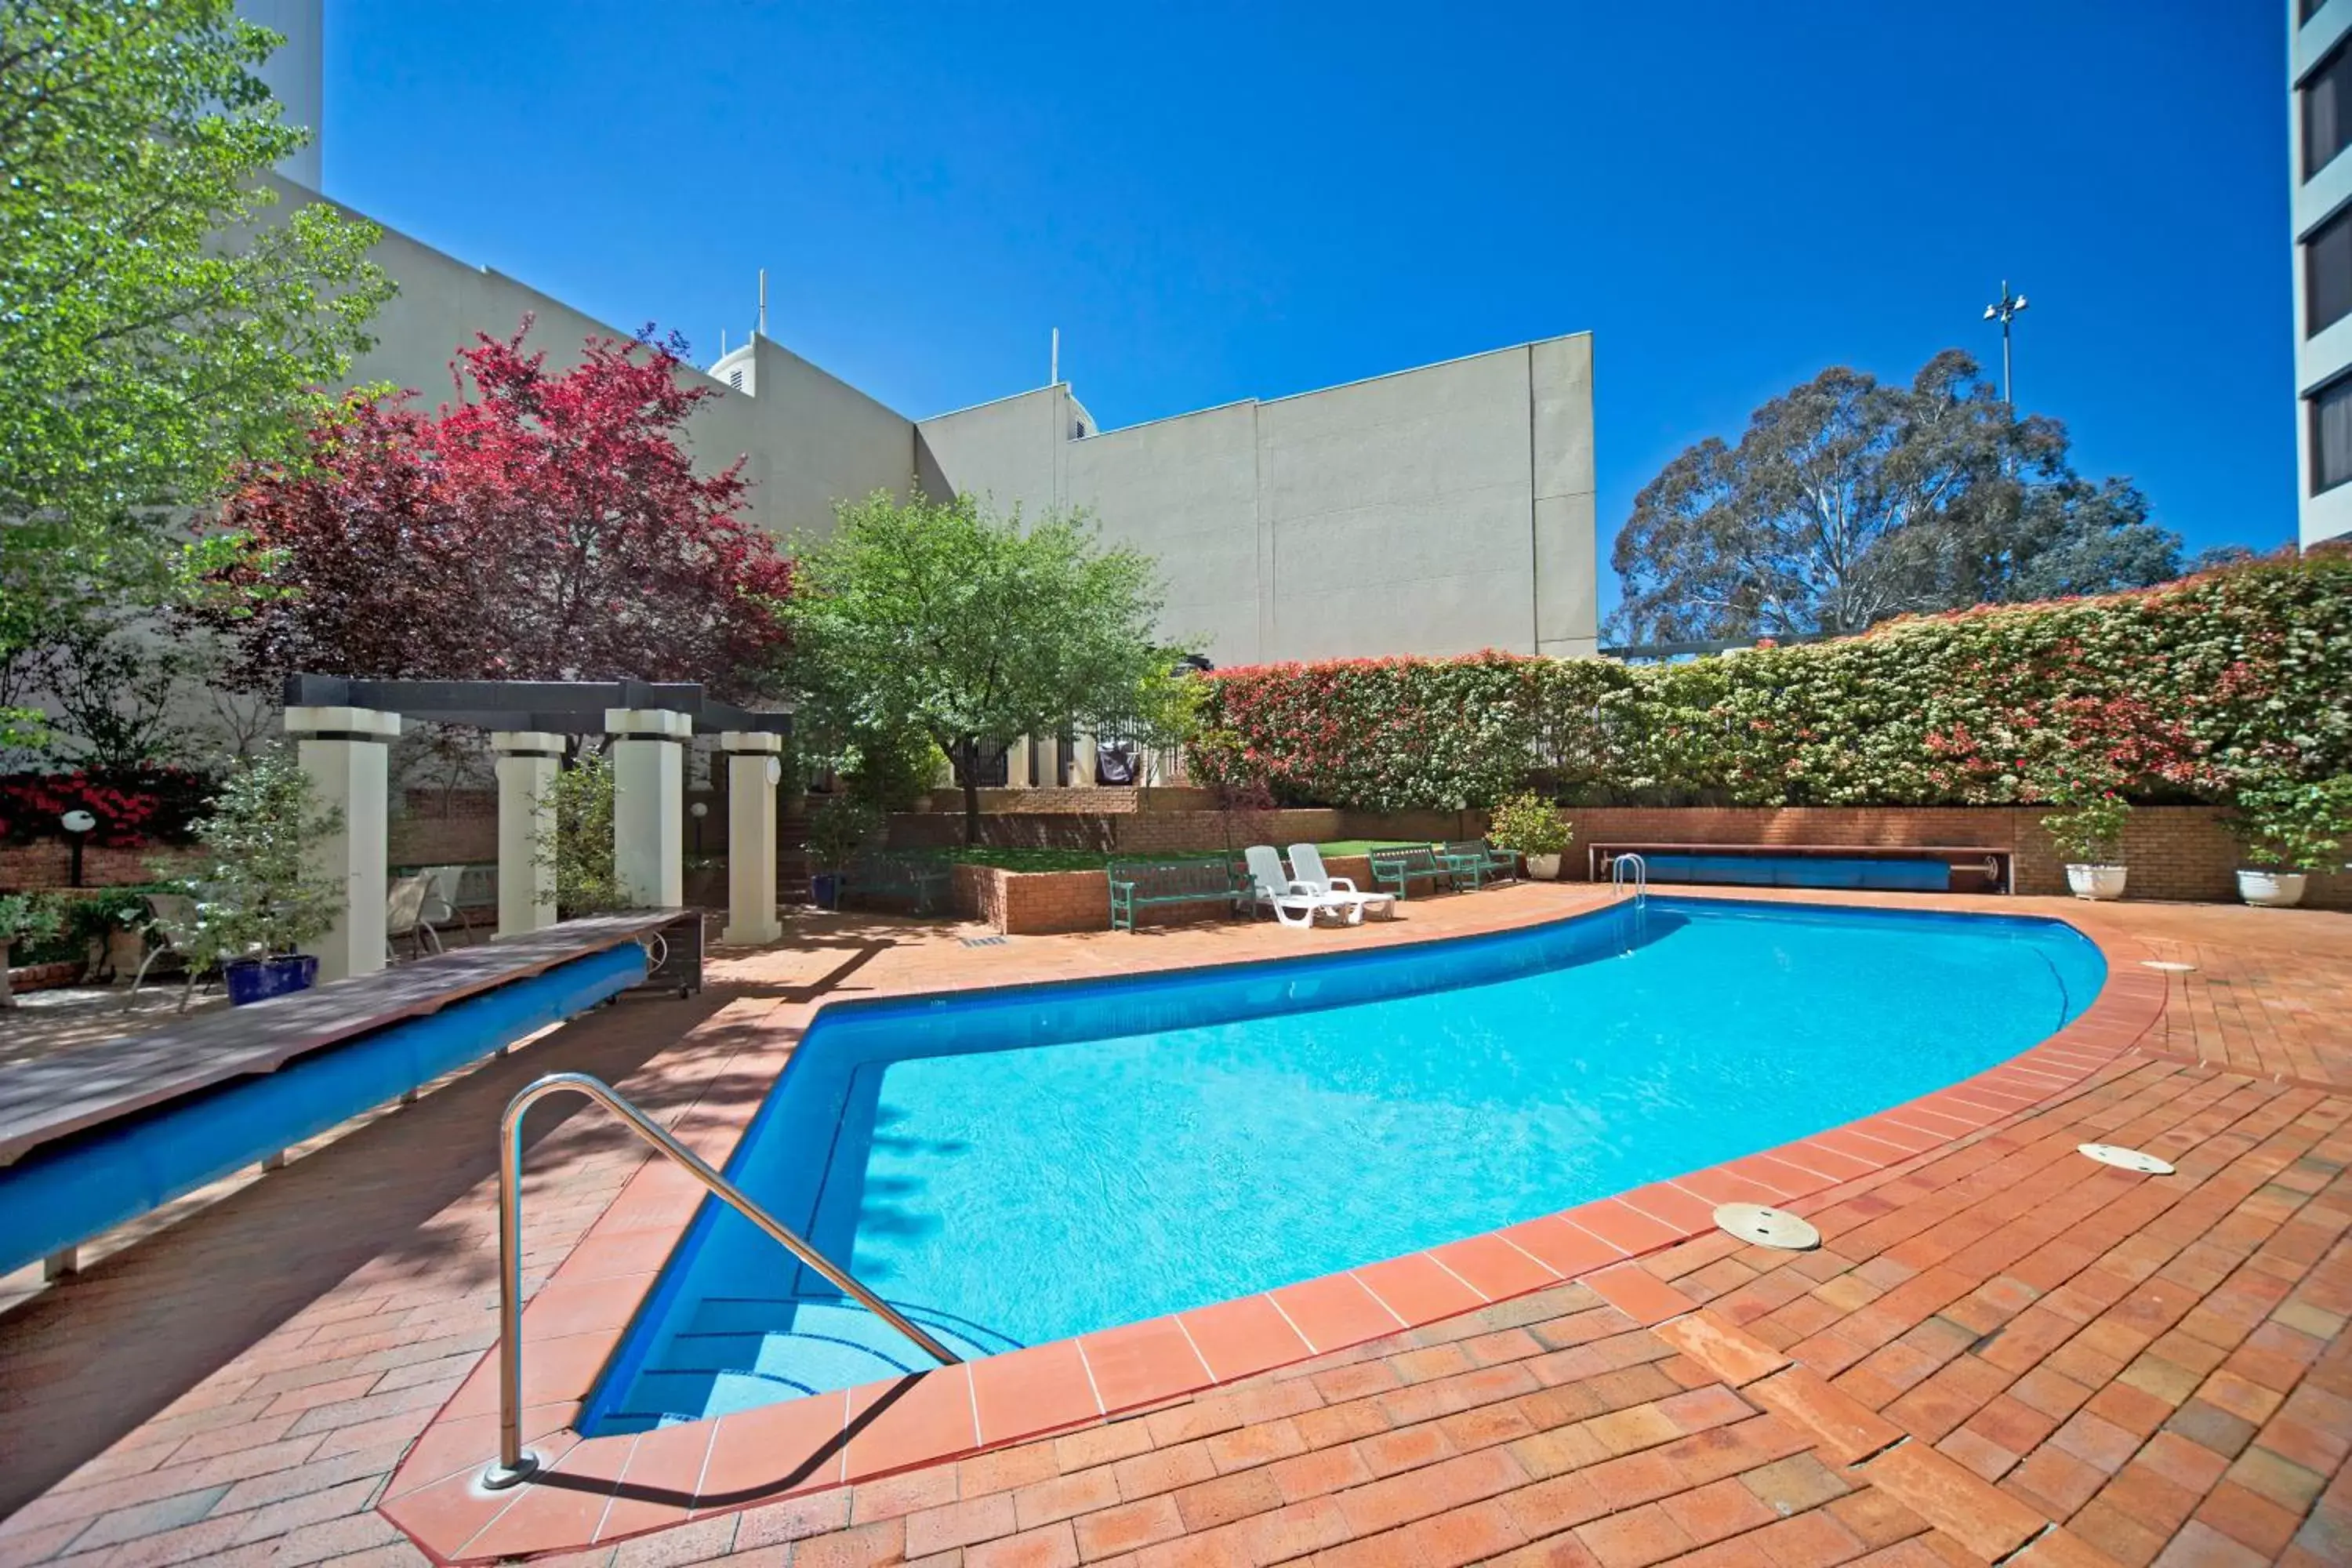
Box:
0 988 752 1519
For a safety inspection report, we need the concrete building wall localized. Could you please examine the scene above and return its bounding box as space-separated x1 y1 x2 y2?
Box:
913 387 1076 519
325 207 916 539
240 0 322 191
2293 0 2352 547
916 335 1600 666
1069 402 1265 663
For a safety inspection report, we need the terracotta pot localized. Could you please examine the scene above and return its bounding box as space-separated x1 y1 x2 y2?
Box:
105 927 146 982
2236 869 2307 909
2065 863 2127 901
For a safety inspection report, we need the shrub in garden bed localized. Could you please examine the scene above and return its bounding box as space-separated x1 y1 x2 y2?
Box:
1187 550 2352 811
0 768 216 846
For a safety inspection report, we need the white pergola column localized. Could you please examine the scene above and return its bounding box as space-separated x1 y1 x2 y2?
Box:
1004 735 1033 789
285 705 401 982
719 732 782 945
1070 732 1098 786
491 731 562 936
606 708 690 909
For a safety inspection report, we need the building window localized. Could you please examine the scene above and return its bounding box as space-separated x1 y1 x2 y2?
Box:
2309 207 2352 336
2312 377 2352 494
2307 42 2352 177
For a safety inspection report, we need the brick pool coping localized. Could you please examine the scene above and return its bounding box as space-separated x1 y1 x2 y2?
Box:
376 890 2170 1563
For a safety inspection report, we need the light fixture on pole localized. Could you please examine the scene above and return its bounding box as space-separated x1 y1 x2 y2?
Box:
1982 281 2028 407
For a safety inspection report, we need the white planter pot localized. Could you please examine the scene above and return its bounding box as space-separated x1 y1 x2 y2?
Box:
2236 869 2308 909
2066 863 2127 901
1526 853 1562 881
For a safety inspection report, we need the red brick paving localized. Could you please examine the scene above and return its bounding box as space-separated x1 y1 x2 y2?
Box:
0 891 2347 1568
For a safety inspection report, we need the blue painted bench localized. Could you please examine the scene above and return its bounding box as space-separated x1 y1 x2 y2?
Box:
0 911 691 1279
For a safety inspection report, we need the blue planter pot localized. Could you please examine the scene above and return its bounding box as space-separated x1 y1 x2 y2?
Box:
223 954 318 1006
810 873 840 911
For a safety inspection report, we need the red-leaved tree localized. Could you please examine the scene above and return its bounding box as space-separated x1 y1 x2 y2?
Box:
205 319 790 697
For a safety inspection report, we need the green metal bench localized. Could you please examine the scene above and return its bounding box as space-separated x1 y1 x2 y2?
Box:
1109 857 1247 931
843 850 955 914
1442 838 1518 889
1368 844 1457 899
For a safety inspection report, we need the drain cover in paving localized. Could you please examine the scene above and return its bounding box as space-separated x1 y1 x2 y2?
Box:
1713 1203 1820 1250
2078 1142 2175 1174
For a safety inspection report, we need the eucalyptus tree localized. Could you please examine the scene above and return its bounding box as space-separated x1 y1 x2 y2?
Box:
1610 350 2205 643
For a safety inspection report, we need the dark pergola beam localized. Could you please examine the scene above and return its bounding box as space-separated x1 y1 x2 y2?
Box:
282 676 792 735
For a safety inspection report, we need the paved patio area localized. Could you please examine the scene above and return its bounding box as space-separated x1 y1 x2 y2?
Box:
0 888 2345 1568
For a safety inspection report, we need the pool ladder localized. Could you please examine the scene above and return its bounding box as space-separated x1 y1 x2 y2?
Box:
1610 851 1648 904
481 1072 961 1490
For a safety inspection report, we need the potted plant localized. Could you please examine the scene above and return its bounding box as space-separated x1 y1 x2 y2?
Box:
2228 775 2352 909
176 753 346 1004
805 795 881 910
2041 785 2131 901
1487 792 1573 880
0 892 61 1010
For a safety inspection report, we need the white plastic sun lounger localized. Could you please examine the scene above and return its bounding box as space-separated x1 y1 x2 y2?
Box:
1287 844 1398 922
1243 844 1358 929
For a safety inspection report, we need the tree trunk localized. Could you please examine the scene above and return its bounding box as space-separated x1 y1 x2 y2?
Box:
957 740 982 846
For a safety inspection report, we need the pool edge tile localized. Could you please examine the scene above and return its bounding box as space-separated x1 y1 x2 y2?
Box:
1079 1315 1214 1414
1178 1294 1313 1384
971 1339 1102 1449
1269 1272 1406 1353
1353 1252 1487 1325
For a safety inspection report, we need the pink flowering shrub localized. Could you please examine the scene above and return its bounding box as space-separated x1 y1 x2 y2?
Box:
1187 548 2351 810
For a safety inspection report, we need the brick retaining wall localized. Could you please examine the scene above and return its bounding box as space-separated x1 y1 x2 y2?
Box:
890 808 1343 856
916 786 1218 816
1554 804 2348 909
0 844 203 889
952 852 1383 935
1 809 499 891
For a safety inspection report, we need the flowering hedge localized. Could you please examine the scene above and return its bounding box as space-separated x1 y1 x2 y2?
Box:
1186 549 2352 811
0 769 216 848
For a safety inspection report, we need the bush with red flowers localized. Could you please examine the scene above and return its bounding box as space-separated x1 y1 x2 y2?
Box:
0 768 217 848
1186 548 2352 811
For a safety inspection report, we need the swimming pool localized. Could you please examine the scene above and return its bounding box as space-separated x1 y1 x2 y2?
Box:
582 897 2102 1434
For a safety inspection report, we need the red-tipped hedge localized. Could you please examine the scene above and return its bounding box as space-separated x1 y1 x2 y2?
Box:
1185 550 2352 811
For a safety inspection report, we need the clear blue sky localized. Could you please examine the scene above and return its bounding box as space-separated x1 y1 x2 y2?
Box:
323 1 2290 617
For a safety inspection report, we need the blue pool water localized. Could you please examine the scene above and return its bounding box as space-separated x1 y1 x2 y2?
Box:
582 898 2102 1433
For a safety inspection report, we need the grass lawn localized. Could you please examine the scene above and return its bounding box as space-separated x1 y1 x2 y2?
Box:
933 840 1433 873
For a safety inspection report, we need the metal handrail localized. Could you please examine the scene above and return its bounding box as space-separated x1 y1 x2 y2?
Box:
483 1072 961 1489
1610 851 1648 903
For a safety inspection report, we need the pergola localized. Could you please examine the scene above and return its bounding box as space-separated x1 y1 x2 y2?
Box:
281 676 793 980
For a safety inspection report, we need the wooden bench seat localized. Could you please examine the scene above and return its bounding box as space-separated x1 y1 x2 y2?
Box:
1108 857 1247 931
1368 844 1459 898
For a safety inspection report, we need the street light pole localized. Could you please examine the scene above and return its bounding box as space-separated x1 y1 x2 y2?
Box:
1982 281 2029 407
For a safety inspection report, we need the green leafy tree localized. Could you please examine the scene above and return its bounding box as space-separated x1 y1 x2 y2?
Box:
1610 350 2230 642
783 492 1191 843
531 753 624 917
0 0 391 695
